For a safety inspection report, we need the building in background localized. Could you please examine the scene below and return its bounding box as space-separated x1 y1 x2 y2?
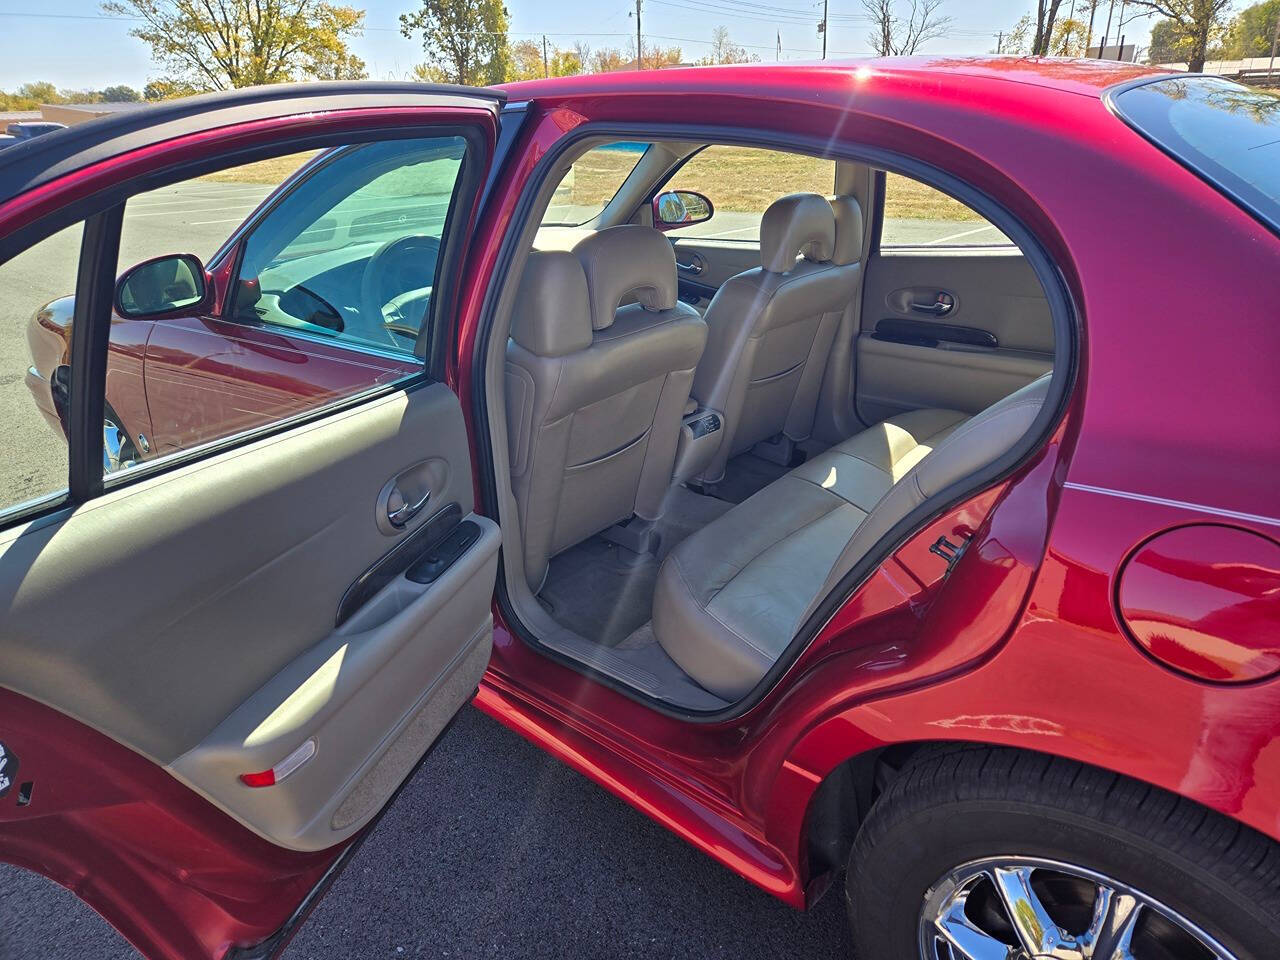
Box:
38 101 151 126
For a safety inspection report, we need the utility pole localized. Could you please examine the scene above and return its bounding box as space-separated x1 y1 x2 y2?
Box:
996 30 1003 52
1085 0 1098 53
777 30 782 60
1099 0 1116 56
821 0 829 59
542 34 549 77
1269 7 1279 81
636 0 643 69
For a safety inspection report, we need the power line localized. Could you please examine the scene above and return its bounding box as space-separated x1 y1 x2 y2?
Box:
647 0 824 27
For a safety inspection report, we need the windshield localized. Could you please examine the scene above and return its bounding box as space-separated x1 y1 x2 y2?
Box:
1112 76 1280 235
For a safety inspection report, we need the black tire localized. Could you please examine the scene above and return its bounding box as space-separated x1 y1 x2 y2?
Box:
846 746 1280 960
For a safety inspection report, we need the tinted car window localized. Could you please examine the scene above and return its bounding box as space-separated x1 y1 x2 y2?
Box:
661 145 835 242
1113 76 1280 234
236 136 467 354
542 141 649 226
881 173 1012 247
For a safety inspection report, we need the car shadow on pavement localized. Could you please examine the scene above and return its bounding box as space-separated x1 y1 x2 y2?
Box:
0 706 850 959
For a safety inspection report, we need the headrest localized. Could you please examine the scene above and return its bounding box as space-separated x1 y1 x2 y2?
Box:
760 193 836 273
573 225 678 329
509 250 593 358
827 195 864 266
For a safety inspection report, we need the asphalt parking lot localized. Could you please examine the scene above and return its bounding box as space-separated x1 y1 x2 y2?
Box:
0 706 851 959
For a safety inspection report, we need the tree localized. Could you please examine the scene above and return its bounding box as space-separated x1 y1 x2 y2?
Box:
862 0 953 55
646 44 684 67
1049 16 1090 53
143 78 200 100
700 25 759 64
508 38 545 80
506 38 584 81
549 48 583 76
995 12 1035 51
1123 0 1233 70
399 0 510 86
1032 0 1067 54
100 84 142 102
590 46 631 72
0 82 64 110
102 0 367 90
589 39 680 71
17 81 64 105
1221 0 1280 56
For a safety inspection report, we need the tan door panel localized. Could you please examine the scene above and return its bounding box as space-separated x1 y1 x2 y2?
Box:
857 249 1053 421
671 237 761 308
0 382 498 848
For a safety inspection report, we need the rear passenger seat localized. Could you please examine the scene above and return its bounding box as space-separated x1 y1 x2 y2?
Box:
652 373 1052 700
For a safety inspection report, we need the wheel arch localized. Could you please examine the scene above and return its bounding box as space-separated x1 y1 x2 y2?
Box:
792 728 1280 904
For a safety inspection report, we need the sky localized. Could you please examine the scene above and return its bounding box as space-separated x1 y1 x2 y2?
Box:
0 0 1157 93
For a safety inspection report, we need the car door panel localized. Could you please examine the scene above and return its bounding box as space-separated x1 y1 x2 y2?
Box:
0 85 511 956
670 237 760 309
0 380 498 849
857 248 1052 421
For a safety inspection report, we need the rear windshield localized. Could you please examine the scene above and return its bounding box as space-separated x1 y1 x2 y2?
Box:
1112 76 1280 235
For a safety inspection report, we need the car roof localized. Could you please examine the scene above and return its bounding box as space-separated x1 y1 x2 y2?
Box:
500 55 1171 101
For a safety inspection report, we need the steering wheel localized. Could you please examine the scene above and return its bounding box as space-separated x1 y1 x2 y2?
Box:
359 234 440 346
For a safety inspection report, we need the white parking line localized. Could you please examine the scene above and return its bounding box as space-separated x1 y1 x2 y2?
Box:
126 205 264 219
696 224 760 240
128 194 269 209
921 223 1001 245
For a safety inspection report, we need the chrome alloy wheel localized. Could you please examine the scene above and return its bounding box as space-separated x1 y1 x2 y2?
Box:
918 856 1237 960
103 416 135 473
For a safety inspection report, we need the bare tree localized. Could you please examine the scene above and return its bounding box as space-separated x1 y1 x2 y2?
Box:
702 24 759 63
862 0 954 55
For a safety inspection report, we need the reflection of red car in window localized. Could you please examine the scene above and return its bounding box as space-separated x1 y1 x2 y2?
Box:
25 144 437 470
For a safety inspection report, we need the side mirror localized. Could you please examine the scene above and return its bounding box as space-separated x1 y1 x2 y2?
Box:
115 253 210 319
652 190 714 231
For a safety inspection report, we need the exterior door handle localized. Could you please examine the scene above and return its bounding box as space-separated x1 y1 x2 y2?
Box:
387 488 430 528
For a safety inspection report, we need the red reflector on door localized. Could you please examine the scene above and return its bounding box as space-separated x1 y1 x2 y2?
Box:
240 769 276 788
239 738 316 788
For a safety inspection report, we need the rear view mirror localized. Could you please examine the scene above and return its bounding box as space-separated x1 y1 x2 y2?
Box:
115 253 210 318
653 190 714 231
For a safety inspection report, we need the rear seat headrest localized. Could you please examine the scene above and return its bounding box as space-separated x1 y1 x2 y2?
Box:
827 195 864 266
510 250 593 358
760 193 836 273
573 225 678 329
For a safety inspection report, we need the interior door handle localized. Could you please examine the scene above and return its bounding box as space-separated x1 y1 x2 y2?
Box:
909 293 955 317
676 255 705 275
388 489 430 528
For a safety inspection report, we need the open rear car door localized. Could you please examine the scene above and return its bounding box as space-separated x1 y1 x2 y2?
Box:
0 85 505 960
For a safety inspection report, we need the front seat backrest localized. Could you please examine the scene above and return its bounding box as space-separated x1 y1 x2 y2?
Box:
505 229 707 592
690 193 863 483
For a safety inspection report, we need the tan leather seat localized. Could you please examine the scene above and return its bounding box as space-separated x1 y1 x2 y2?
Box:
653 374 1052 700
505 226 707 591
690 193 863 483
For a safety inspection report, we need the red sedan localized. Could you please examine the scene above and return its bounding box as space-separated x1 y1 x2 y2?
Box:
1 58 1278 960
